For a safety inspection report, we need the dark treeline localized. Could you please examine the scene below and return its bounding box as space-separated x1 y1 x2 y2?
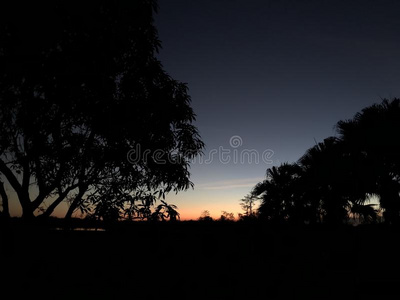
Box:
250 99 400 226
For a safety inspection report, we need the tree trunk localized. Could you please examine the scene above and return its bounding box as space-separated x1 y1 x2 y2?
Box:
19 192 34 221
0 160 33 219
40 195 66 219
65 199 78 220
0 181 10 218
65 188 86 220
21 205 34 220
40 185 78 218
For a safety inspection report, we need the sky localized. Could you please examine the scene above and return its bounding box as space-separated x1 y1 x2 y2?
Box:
5 0 400 220
154 0 400 219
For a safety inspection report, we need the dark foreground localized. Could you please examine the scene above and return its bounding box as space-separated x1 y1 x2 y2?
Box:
1 222 400 299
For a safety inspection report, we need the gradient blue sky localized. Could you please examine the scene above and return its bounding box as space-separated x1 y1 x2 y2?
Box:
155 0 400 219
5 0 400 219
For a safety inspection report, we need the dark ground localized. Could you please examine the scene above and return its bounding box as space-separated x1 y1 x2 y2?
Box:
1 221 400 299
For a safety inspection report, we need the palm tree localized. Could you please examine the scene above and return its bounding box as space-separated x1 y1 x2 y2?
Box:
336 98 400 224
298 137 356 225
350 202 378 224
254 163 303 224
253 99 400 225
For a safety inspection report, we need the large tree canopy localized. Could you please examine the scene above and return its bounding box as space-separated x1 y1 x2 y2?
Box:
0 1 204 220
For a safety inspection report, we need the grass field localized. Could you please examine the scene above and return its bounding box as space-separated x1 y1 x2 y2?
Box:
2 222 400 299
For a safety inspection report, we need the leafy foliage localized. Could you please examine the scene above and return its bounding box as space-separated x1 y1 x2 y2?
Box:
219 211 235 222
198 210 213 222
252 99 400 225
0 1 203 220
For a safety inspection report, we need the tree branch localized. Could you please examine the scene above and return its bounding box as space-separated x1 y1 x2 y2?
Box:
39 183 80 218
32 160 66 210
0 159 32 217
21 139 30 195
0 159 22 196
65 185 88 219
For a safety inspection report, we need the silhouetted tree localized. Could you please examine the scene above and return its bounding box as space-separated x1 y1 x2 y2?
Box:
253 140 364 225
151 200 180 221
219 211 235 222
93 198 122 225
198 210 213 222
254 163 303 224
298 138 354 224
0 1 204 220
337 99 400 224
298 136 380 225
239 194 258 217
252 99 400 226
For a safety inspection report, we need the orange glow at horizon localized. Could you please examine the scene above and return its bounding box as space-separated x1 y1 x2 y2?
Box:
7 179 257 221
